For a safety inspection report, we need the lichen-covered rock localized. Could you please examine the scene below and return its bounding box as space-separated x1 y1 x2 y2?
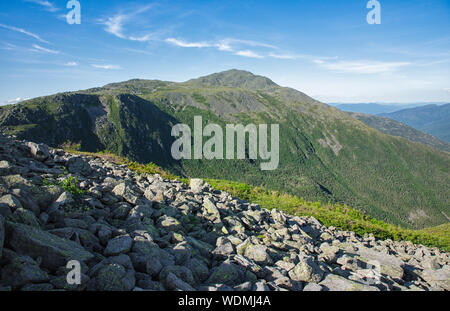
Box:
89 254 136 291
104 235 133 256
5 222 95 270
1 252 49 288
288 256 324 283
207 260 243 286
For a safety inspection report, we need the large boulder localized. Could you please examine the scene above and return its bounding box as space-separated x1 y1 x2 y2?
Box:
5 222 94 270
319 274 380 291
89 254 136 291
244 244 272 266
1 251 49 288
104 235 133 256
288 256 324 283
26 142 50 162
66 156 92 176
355 246 405 280
112 182 140 205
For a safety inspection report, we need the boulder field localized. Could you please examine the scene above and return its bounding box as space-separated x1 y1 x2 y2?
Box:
0 134 448 291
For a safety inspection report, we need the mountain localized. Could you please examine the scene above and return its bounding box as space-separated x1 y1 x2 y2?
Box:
379 104 450 142
347 112 450 152
332 103 422 114
0 70 449 229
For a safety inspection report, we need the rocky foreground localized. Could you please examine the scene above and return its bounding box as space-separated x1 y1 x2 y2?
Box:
0 134 448 291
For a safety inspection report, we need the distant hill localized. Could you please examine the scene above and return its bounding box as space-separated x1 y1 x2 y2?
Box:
332 103 423 114
379 104 450 142
348 112 450 152
0 69 449 229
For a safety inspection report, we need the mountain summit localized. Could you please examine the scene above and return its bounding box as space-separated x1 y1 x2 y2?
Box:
186 69 280 91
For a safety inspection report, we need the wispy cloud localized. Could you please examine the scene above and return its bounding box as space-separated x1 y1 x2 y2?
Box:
165 37 276 59
165 38 213 48
101 5 156 42
91 64 121 70
234 50 264 59
314 59 411 74
64 61 78 66
30 44 59 54
24 0 59 12
0 23 49 44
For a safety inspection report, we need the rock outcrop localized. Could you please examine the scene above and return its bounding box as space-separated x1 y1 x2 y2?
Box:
0 134 448 291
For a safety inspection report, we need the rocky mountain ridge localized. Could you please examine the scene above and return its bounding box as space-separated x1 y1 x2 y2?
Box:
0 134 448 291
1 70 449 229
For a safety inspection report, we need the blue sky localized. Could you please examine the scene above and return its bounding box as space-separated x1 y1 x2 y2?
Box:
0 0 449 105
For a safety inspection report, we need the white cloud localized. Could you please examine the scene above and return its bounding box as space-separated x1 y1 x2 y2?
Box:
0 23 49 44
314 59 411 74
103 14 127 39
91 64 121 70
24 0 58 12
31 44 59 54
268 53 297 60
234 50 264 59
165 38 213 48
444 88 450 93
64 61 78 66
101 5 155 41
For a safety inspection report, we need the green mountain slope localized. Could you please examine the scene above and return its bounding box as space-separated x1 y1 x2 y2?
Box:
0 70 449 229
348 112 450 152
379 104 450 142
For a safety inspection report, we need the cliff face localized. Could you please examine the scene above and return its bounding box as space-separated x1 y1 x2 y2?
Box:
0 134 449 291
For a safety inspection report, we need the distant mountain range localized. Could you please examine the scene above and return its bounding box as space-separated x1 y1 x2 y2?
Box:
348 112 450 152
0 70 449 229
331 103 448 115
379 104 450 143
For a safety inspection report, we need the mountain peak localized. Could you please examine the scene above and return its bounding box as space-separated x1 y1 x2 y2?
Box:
186 69 279 91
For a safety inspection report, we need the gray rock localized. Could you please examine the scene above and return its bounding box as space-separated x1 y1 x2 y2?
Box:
112 182 139 205
0 215 4 257
288 256 324 283
207 261 243 286
89 254 136 291
244 244 272 266
0 194 23 211
26 142 49 162
1 253 49 287
157 215 183 232
104 235 133 256
253 281 270 291
190 179 209 193
160 265 195 287
303 282 323 291
187 258 210 283
6 221 94 270
12 208 40 227
146 257 163 277
355 246 405 280
66 156 92 176
319 274 380 291
166 272 196 291
172 241 193 264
